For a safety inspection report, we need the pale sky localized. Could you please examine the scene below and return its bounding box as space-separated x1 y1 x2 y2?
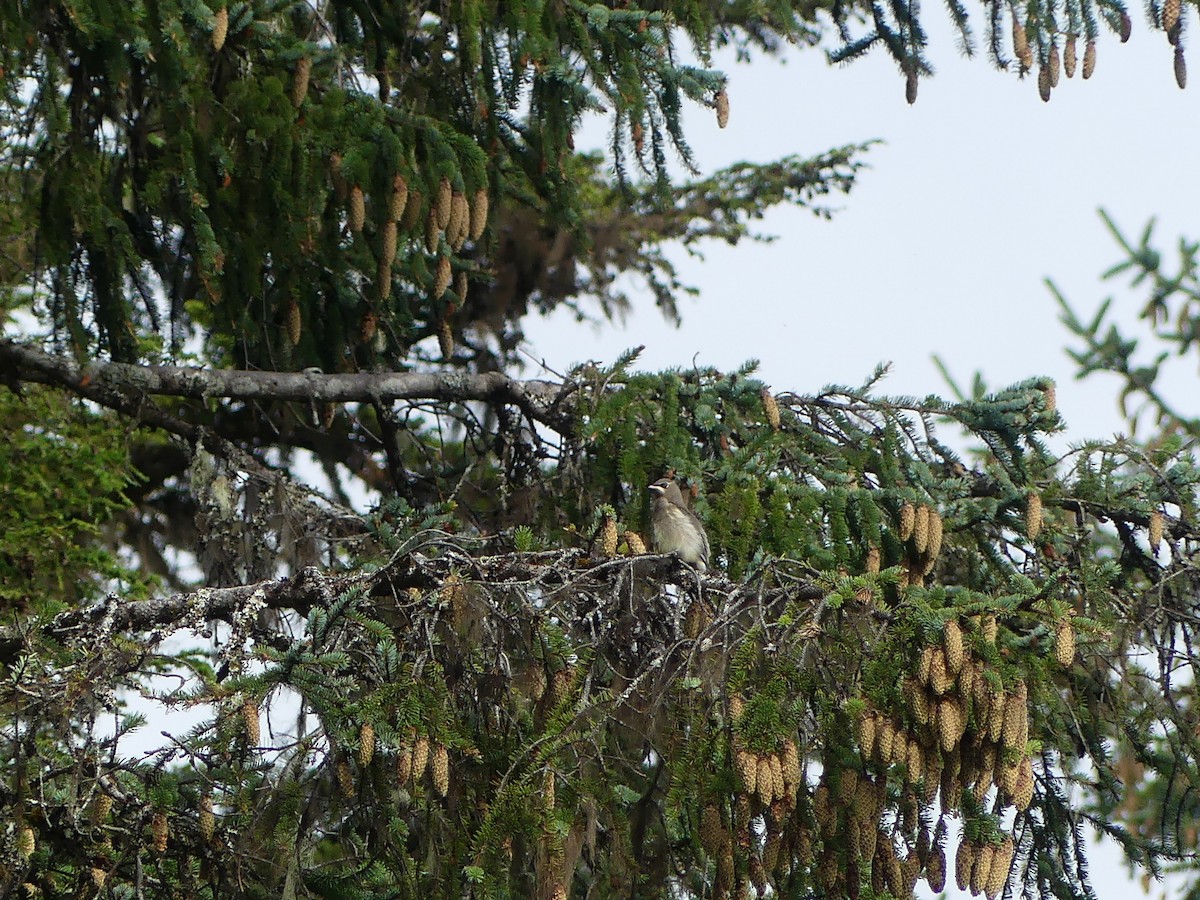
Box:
525 12 1198 900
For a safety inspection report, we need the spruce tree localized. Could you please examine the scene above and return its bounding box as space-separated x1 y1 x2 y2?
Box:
1 2 1198 900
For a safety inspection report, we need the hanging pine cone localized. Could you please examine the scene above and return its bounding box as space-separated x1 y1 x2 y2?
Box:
151 811 169 853
336 758 354 797
212 7 229 51
762 387 781 431
899 502 916 541
431 743 450 797
359 723 376 768
435 177 452 228
348 185 366 233
412 735 430 781
199 795 215 843
1024 491 1043 539
91 794 112 825
242 699 261 747
1064 37 1077 77
1054 616 1076 667
391 174 409 222
469 188 489 240
1013 19 1032 69
291 57 311 108
433 256 452 298
1083 40 1097 78
714 88 730 127
1149 510 1166 548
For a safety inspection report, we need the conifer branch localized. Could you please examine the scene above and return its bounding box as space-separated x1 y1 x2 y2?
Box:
0 340 578 434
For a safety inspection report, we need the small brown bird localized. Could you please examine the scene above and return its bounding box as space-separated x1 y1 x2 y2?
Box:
648 477 710 572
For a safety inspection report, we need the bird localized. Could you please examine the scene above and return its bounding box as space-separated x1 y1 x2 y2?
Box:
648 477 710 572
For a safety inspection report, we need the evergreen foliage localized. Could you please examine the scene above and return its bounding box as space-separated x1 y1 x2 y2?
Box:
0 2 1197 900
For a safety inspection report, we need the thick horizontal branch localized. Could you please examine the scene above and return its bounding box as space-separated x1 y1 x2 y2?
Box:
0 567 349 664
0 340 578 432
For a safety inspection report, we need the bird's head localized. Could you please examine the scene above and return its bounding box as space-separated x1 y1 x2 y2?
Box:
648 477 685 505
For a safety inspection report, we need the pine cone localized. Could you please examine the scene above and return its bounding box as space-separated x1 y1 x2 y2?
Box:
412 735 430 782
1013 756 1035 810
986 836 1015 899
782 740 802 787
734 748 758 796
469 188 489 240
285 299 302 346
435 177 452 229
857 710 878 759
757 755 776 805
942 620 964 676
199 795 215 843
924 508 944 572
599 514 618 557
1164 0 1181 33
1024 491 1043 539
291 57 311 108
380 220 398 264
918 644 936 685
876 717 895 764
431 743 450 797
359 723 376 768
625 530 647 555
762 387 781 431
937 699 961 753
212 6 229 51
955 839 974 892
899 502 916 541
1082 40 1097 78
972 842 995 896
456 192 473 248
433 255 452 298
391 174 409 222
930 647 954 696
336 758 354 797
1149 510 1166 549
349 185 366 233
397 746 413 785
1175 45 1187 89
401 188 424 231
425 208 441 254
1064 37 1077 77
714 88 730 128
927 841 947 892
913 504 931 553
151 811 169 853
91 794 113 825
769 754 786 800
242 699 261 747
1054 616 1076 667
1013 19 1032 69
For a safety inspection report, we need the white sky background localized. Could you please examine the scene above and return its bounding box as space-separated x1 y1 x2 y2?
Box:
523 12 1198 900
